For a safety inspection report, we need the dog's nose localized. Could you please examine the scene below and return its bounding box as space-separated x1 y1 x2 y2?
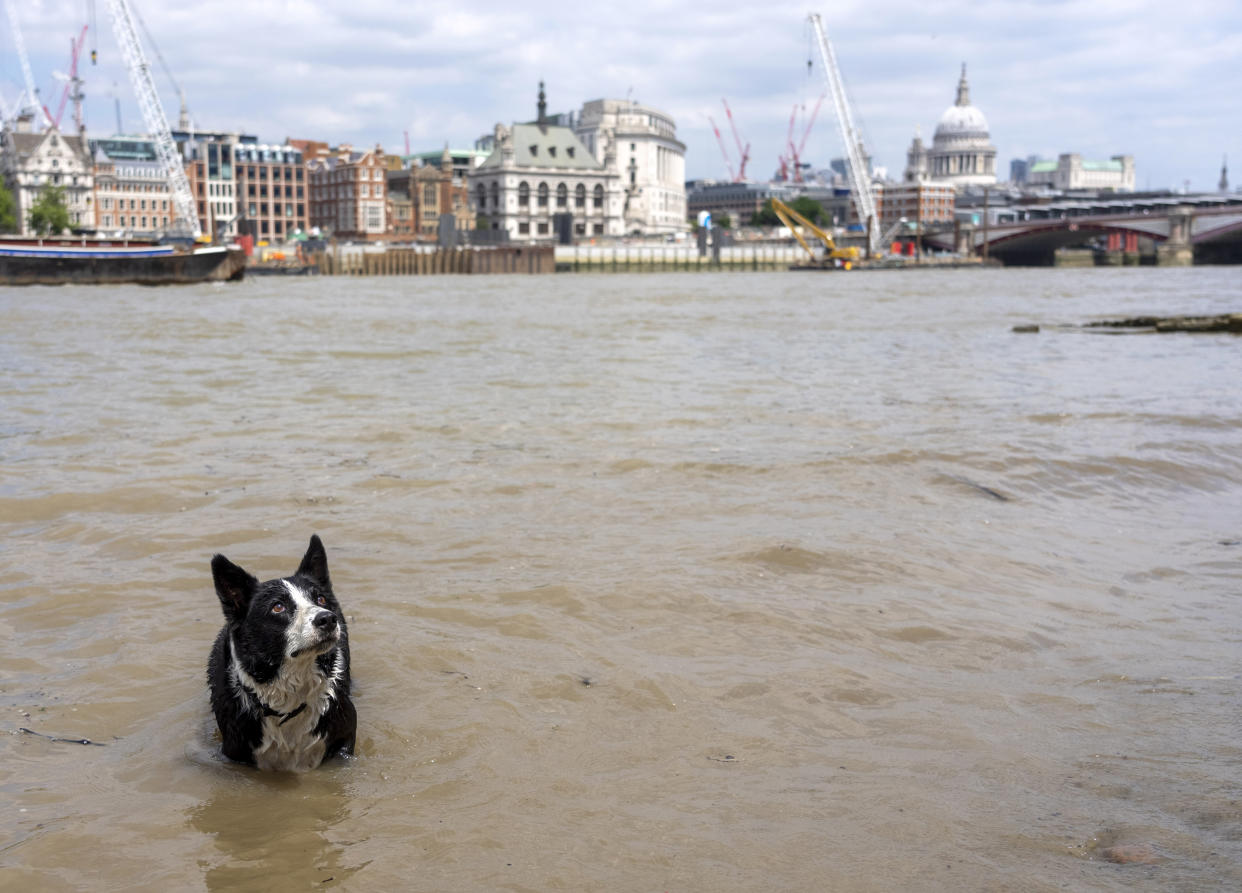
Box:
312 610 337 631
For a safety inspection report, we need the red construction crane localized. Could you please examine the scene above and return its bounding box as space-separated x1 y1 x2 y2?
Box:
707 115 737 182
791 93 826 182
721 98 750 181
778 104 798 181
43 25 89 131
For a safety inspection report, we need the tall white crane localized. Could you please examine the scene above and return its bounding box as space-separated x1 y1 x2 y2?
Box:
104 0 200 237
808 12 879 257
5 0 52 128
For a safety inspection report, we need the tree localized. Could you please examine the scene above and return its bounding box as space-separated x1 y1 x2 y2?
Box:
28 185 71 236
715 212 732 230
790 196 827 227
751 196 829 228
0 179 17 233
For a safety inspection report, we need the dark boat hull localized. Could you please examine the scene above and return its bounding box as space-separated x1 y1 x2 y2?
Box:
0 246 246 286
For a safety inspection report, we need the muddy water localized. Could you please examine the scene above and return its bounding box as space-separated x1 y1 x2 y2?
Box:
2 267 1241 891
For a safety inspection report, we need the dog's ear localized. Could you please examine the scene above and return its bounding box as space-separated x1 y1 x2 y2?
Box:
296 534 331 587
212 554 258 622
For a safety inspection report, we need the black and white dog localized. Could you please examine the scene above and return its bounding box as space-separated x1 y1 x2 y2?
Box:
207 535 356 771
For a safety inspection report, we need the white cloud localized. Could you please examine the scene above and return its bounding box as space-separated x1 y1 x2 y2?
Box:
4 0 1240 190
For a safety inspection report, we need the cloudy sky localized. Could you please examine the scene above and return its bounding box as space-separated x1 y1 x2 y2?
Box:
5 0 1240 191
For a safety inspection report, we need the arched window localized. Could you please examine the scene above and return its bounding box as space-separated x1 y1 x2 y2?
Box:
489 181 499 208
537 182 549 208
575 184 586 208
476 182 486 210
556 183 567 208
518 181 530 208
592 184 603 209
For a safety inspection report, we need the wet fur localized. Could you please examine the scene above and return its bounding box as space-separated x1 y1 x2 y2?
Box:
207 535 356 771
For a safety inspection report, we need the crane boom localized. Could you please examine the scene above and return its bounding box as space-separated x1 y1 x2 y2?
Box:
707 116 737 182
808 12 879 257
721 99 750 181
5 0 51 127
105 0 200 237
129 0 189 130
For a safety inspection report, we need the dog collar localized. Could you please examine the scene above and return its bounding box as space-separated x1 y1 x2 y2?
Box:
241 684 307 725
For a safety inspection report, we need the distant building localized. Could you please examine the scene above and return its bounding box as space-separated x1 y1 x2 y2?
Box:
233 142 308 242
574 98 687 234
173 129 247 239
904 65 997 190
1009 156 1034 185
386 148 475 240
0 119 95 234
873 182 956 228
306 144 388 240
1026 154 1135 192
399 148 488 183
470 83 623 242
91 136 171 234
685 180 795 226
1218 155 1228 193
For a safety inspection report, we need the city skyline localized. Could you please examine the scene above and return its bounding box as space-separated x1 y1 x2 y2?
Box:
4 0 1239 193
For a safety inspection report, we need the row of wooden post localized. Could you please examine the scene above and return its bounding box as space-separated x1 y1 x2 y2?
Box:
315 246 555 276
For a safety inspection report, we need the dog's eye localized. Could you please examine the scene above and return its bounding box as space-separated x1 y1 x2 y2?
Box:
271 602 286 614
316 595 327 607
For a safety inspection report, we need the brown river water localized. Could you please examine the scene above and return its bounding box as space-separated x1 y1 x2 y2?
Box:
2 267 1241 891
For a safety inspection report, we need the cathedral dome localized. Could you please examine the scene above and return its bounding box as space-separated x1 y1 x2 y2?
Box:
934 103 990 140
933 64 990 141
916 63 997 189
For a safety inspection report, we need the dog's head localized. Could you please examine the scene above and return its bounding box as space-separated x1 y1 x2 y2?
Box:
211 535 345 665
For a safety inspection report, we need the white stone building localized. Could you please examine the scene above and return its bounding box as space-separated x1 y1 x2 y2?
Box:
470 85 623 242
1026 154 1135 192
574 98 686 235
904 65 997 190
0 120 95 234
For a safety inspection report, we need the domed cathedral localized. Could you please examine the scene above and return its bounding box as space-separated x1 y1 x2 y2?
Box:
904 64 997 190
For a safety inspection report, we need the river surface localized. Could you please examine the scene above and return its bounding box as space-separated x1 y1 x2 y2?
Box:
2 267 1241 891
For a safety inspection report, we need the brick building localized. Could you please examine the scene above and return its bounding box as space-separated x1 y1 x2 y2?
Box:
305 144 387 239
233 143 307 242
874 182 956 227
386 148 475 240
90 137 172 234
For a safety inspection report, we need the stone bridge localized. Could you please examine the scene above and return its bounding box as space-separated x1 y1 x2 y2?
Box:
922 196 1242 265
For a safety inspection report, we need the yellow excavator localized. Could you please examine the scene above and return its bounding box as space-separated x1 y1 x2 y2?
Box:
770 198 860 269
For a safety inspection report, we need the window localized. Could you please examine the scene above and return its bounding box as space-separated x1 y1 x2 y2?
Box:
567 147 575 159
538 182 548 208
424 184 436 206
518 181 529 208
361 184 369 197
518 222 529 234
537 221 549 235
575 184 585 208
593 185 603 209
549 146 557 158
556 183 567 208
476 183 486 209
489 181 499 210
373 169 382 181
593 223 604 235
